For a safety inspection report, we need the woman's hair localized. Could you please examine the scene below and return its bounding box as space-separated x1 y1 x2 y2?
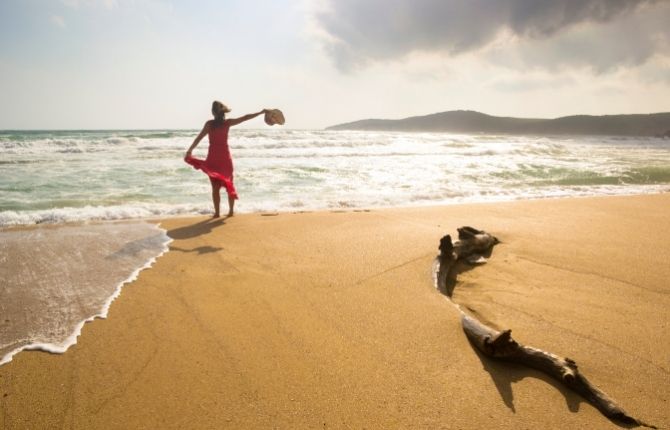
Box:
211 101 230 126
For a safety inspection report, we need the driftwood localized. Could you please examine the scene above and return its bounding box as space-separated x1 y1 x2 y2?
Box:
461 315 648 426
435 227 499 297
434 227 652 428
439 226 499 267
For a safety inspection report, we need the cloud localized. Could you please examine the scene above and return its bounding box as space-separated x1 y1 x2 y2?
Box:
486 3 670 73
50 15 67 28
636 57 670 84
60 0 118 9
60 0 81 8
489 75 575 93
316 0 668 72
102 0 118 9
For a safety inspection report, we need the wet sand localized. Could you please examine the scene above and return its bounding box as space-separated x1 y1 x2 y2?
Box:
1 194 669 429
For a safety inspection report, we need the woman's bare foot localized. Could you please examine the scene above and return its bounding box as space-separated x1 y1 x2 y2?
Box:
213 213 220 218
226 211 234 217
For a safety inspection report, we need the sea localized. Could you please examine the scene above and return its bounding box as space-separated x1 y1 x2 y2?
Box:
2 128 670 365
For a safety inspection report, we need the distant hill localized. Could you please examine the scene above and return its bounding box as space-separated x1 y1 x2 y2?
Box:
326 110 670 137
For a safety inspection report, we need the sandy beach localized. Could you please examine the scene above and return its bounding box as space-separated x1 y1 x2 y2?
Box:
1 194 668 429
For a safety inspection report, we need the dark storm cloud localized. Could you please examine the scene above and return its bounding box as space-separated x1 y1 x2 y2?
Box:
317 0 667 70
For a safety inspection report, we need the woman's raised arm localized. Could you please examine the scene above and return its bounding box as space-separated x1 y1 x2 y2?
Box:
226 109 267 127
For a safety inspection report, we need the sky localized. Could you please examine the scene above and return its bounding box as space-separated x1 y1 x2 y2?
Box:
1 0 669 129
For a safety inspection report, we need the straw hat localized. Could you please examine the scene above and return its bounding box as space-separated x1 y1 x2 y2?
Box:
264 109 285 126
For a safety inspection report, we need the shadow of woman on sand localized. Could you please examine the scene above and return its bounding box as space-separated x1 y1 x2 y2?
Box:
167 217 227 254
167 217 226 240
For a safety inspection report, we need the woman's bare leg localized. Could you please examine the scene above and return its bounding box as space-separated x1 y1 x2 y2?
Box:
210 178 221 218
227 195 235 217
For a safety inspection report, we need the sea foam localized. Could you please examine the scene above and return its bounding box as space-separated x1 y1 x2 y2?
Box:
0 203 213 227
0 221 172 366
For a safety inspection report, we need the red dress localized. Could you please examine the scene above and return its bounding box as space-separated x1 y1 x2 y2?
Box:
185 122 238 199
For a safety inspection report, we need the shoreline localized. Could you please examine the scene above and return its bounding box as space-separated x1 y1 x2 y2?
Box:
2 188 669 230
1 194 669 428
0 229 172 367
0 222 172 368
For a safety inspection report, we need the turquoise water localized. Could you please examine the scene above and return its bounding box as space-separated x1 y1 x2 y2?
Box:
1 129 670 225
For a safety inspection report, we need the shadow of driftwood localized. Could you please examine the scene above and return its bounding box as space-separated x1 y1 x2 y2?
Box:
469 343 582 414
167 217 226 240
439 232 642 429
439 246 495 297
471 342 640 428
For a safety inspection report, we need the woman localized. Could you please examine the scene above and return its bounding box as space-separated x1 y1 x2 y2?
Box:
185 101 266 218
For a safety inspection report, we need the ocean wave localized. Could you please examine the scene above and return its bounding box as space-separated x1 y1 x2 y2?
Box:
105 137 139 145
129 131 185 139
234 139 390 150
441 142 474 148
0 159 50 165
2 129 670 226
0 134 175 150
486 165 670 188
625 166 670 184
52 138 90 147
0 203 212 227
137 145 168 151
235 151 450 159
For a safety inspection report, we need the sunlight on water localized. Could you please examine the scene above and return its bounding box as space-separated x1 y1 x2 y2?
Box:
1 129 670 225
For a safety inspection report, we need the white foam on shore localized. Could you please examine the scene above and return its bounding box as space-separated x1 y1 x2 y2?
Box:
2 184 670 229
0 203 213 227
0 222 172 367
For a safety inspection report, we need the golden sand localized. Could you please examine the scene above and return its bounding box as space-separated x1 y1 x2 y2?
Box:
1 194 669 429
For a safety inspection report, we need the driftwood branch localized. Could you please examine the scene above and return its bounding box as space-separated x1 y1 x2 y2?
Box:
434 226 653 428
461 314 648 427
435 227 499 297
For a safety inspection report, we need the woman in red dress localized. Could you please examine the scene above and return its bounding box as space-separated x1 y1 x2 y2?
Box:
185 101 266 218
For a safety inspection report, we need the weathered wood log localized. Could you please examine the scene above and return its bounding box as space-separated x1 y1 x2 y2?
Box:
435 227 498 297
433 226 653 428
454 226 499 259
461 314 651 427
